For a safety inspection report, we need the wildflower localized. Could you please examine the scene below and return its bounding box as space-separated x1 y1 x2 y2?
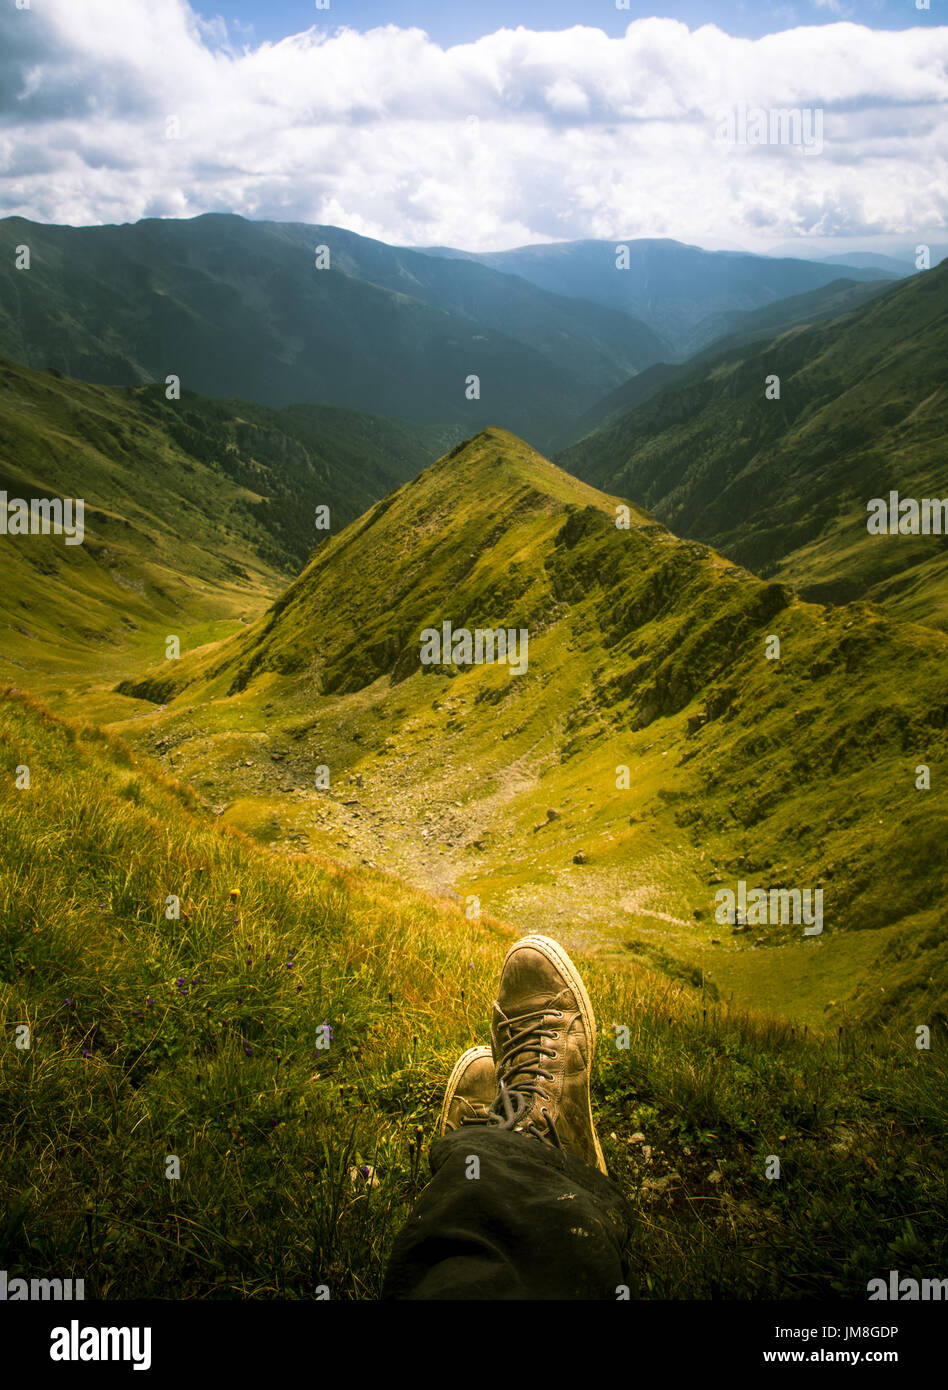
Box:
243 1041 252 1057
237 996 243 1004
64 998 72 1008
81 1049 91 1059
145 996 154 1008
296 984 303 993
132 1009 143 1017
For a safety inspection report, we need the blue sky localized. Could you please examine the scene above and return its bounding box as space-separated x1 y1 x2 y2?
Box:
213 0 940 46
0 1 944 251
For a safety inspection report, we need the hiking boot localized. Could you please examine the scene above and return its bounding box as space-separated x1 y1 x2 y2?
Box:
438 1045 496 1135
489 934 607 1174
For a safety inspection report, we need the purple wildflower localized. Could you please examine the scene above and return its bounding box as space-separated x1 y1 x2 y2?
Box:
243 1041 252 1057
81 1049 91 1059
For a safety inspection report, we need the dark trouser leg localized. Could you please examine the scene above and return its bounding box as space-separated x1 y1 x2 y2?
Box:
381 1127 634 1300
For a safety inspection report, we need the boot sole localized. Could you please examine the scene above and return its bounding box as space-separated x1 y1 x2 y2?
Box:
438 1044 494 1136
504 934 608 1175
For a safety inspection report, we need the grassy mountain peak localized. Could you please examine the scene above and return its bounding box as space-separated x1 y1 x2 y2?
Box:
115 430 947 1033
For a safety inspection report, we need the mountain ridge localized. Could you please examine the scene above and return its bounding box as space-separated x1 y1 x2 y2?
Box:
113 427 948 1030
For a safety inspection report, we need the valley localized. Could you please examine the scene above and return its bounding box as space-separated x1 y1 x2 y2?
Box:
0 212 945 1302
108 427 948 1032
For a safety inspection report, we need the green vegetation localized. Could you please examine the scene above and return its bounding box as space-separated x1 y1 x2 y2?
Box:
116 428 948 1030
0 214 668 449
0 357 448 710
558 260 948 630
2 689 945 1299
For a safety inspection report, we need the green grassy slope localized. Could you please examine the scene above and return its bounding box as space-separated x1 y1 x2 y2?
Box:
0 215 670 449
558 262 948 630
2 688 945 1299
560 277 894 448
0 358 449 708
115 429 948 1030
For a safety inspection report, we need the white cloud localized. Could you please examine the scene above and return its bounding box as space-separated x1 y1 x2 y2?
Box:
0 3 945 249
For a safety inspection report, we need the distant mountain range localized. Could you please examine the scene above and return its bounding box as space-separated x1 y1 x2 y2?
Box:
0 214 670 450
559 260 948 631
0 216 898 451
423 237 897 356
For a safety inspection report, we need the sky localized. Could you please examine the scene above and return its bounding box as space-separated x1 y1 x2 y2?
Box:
205 1 942 47
0 0 944 254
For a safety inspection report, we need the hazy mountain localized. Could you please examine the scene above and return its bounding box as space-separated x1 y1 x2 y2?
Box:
0 214 670 450
422 238 895 355
558 262 948 630
816 252 916 275
117 428 948 1027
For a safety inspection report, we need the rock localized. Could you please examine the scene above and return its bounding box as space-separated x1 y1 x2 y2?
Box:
641 1171 680 1198
628 1132 646 1144
572 851 588 865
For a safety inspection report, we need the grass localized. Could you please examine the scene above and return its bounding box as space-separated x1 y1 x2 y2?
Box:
558 259 948 631
2 687 946 1299
0 354 447 715
114 428 948 1030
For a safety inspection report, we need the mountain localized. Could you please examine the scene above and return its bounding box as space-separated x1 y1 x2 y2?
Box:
0 358 448 707
558 262 948 630
559 277 894 448
0 214 670 450
422 238 895 356
115 428 948 1031
817 252 916 275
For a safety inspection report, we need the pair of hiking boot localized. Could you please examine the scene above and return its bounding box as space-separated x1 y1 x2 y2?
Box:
437 934 607 1174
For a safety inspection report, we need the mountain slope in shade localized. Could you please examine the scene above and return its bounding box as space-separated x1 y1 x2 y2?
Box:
558 262 948 630
0 214 670 450
115 429 948 1029
423 238 895 355
557 277 894 449
0 358 448 706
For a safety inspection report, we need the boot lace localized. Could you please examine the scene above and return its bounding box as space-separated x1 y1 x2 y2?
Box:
488 1007 563 1149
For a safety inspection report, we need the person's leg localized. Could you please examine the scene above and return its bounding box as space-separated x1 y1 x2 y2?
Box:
382 936 635 1300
